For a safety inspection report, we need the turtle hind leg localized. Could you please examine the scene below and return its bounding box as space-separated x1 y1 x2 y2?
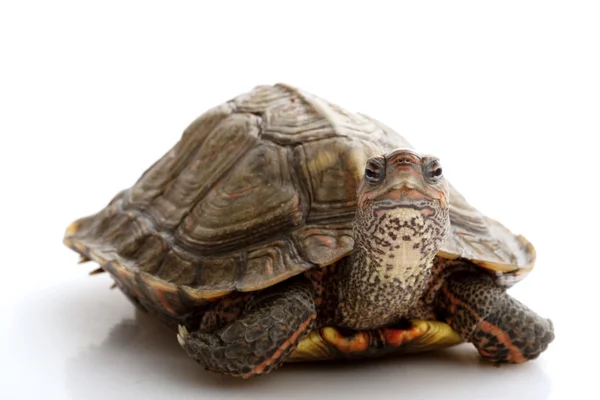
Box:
434 271 554 363
177 278 317 378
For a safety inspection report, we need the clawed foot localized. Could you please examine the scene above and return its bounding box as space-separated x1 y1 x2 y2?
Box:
174 280 317 378
477 317 555 364
436 273 555 364
177 325 232 374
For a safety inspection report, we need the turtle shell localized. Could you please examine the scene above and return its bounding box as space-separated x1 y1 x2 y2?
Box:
63 83 535 308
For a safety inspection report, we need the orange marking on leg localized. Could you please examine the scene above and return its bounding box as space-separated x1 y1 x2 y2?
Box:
242 313 316 378
441 286 526 363
477 321 526 363
441 286 484 325
479 349 495 357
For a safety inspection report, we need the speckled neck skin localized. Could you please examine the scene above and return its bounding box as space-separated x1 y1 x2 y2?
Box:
335 149 450 331
337 201 449 330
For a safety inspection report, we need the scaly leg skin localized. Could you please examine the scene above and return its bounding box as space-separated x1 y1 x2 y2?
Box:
177 279 317 378
435 271 554 364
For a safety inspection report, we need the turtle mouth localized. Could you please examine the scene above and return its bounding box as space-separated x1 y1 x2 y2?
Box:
373 186 440 216
378 185 432 201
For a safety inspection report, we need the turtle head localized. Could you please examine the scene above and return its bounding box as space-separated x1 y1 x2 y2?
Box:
338 148 452 329
355 148 451 266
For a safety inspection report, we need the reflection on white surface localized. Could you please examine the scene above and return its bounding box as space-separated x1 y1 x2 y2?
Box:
3 274 556 400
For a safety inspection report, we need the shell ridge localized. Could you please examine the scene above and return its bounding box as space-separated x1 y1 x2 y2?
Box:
168 136 258 242
276 83 347 138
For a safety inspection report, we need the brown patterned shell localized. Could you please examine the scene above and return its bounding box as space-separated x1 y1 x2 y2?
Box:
63 83 535 305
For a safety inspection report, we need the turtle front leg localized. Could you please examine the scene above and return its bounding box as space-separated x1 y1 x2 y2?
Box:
434 271 554 363
177 279 317 378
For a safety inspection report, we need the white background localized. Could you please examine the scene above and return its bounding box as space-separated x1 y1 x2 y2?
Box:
1 1 598 399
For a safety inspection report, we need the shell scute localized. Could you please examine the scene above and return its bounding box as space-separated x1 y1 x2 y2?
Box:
139 112 262 231
295 138 379 223
127 234 169 274
292 223 354 266
241 239 313 291
176 141 303 254
154 251 197 286
196 256 239 292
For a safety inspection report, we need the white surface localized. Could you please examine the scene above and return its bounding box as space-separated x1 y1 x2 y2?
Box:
1 1 598 399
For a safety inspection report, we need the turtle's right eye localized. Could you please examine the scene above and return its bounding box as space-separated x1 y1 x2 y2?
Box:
365 160 385 184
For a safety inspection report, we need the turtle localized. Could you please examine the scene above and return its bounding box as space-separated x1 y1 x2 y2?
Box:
63 83 554 378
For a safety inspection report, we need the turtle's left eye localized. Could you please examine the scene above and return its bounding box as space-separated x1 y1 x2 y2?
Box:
424 159 443 182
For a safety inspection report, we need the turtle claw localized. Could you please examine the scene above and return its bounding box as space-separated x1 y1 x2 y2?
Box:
179 324 189 337
78 255 91 264
88 267 105 275
177 325 189 348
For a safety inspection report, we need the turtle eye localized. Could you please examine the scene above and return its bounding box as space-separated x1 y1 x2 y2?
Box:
365 159 385 184
424 159 443 183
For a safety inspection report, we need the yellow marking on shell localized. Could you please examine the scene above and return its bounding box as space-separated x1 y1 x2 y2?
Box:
288 320 463 362
400 320 463 353
305 150 338 177
346 145 373 182
238 268 305 293
472 260 519 273
64 221 79 237
304 144 369 184
143 273 178 293
181 285 233 301
436 250 459 260
286 330 338 362
70 241 89 255
512 234 536 274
